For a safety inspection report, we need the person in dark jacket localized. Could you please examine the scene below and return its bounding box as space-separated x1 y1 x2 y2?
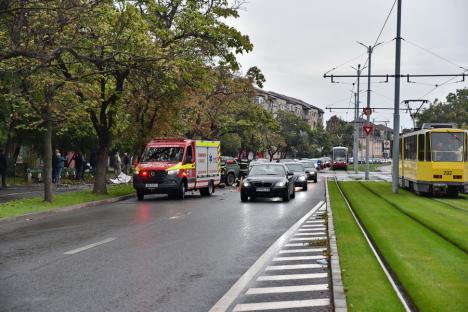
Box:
73 152 84 180
0 149 7 188
53 150 66 184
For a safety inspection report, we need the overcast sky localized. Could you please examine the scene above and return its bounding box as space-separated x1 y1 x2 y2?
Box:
228 0 468 130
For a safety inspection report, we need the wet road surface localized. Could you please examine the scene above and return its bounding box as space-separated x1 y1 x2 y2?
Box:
0 179 325 312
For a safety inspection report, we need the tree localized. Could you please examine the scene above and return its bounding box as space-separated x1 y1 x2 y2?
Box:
415 88 468 129
326 115 353 149
275 111 315 158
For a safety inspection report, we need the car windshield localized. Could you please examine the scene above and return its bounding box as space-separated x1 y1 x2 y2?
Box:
141 147 184 163
285 163 305 172
301 162 315 168
249 164 286 176
431 132 464 162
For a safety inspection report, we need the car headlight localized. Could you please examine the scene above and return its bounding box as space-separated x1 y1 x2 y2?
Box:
276 181 286 187
167 169 179 175
243 181 251 187
298 176 306 181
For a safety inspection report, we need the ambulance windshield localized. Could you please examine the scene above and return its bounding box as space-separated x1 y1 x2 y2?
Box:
141 147 184 163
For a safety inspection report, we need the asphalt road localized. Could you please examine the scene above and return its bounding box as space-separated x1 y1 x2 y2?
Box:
0 179 325 312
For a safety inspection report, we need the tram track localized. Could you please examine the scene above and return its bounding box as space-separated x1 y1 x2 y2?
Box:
332 178 414 312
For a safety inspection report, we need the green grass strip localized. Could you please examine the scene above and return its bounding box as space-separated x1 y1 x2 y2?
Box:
434 193 468 212
0 184 134 218
339 181 468 311
328 181 404 312
347 163 384 172
360 182 468 252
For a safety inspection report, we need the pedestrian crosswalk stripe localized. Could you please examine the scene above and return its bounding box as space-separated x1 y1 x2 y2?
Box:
266 264 322 270
290 237 327 241
297 228 325 232
256 273 328 281
306 220 324 223
279 248 325 254
295 232 326 236
232 298 330 311
246 284 328 295
273 255 325 261
302 224 325 228
284 243 309 247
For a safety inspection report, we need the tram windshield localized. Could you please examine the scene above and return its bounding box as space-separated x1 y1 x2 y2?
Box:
431 132 464 162
333 149 347 162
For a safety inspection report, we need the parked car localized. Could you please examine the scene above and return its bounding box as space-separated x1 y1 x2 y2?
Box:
220 156 240 186
284 162 308 191
299 160 318 183
240 163 295 202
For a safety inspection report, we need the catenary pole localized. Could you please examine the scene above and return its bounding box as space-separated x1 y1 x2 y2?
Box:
365 45 372 180
354 65 361 174
392 0 402 193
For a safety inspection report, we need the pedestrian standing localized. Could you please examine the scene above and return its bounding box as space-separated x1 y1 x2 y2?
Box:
53 150 66 185
0 149 7 189
73 152 84 180
114 151 122 176
123 153 130 175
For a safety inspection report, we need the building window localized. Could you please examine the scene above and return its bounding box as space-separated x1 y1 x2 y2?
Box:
255 96 265 104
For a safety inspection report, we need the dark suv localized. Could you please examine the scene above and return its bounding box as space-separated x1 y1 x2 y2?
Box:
220 156 240 186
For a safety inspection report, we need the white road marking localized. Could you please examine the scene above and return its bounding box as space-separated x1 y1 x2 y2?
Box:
279 248 325 254
290 237 327 241
273 255 325 261
246 284 328 295
208 201 325 312
295 232 326 236
284 243 308 247
64 238 116 255
306 220 324 223
302 224 325 228
266 264 322 270
297 228 324 232
256 273 328 281
233 299 330 311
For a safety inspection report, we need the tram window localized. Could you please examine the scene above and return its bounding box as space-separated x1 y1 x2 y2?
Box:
418 134 425 161
404 135 416 160
431 132 464 162
425 134 431 161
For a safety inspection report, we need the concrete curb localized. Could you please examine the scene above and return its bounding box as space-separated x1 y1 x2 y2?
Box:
0 193 134 225
325 178 348 312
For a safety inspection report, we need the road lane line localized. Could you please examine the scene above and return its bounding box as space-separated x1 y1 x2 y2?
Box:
266 264 322 270
279 248 325 254
233 299 330 311
209 201 325 312
256 273 328 281
246 284 328 295
64 238 116 255
273 255 325 261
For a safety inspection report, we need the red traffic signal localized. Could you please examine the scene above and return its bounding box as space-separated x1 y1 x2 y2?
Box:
363 125 373 135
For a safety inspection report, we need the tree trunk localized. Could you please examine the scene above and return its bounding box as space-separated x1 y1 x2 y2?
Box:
43 108 53 202
92 133 110 195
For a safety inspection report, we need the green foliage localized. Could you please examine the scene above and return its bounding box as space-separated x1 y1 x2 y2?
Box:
415 88 468 129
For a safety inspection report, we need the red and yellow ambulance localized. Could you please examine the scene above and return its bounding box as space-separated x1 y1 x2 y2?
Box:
133 138 221 200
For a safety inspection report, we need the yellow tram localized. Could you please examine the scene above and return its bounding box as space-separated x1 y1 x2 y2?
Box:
399 123 468 196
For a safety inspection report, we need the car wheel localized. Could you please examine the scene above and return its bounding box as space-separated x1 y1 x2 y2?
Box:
283 193 290 202
302 183 308 191
177 182 185 200
200 181 214 196
240 192 248 202
314 178 317 183
226 173 236 186
136 190 145 201
291 188 295 199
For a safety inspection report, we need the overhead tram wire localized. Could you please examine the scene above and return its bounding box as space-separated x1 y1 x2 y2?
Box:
323 52 367 76
362 0 398 68
403 39 468 71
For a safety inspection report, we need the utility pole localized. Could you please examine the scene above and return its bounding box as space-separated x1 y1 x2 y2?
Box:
392 0 402 193
358 41 382 180
353 65 361 174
